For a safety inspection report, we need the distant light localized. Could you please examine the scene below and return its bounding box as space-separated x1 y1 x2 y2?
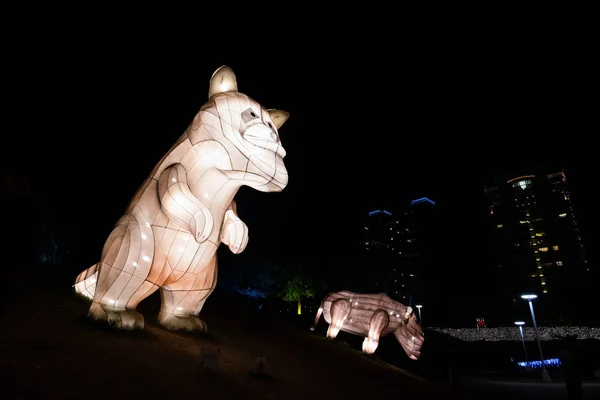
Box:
368 210 392 216
517 358 561 369
521 294 538 300
415 304 422 309
410 197 435 206
514 321 526 326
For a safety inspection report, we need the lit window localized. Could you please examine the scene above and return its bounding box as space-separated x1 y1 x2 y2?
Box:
552 245 559 251
513 179 532 190
497 224 503 228
520 220 529 224
539 247 549 252
541 281 546 285
556 261 563 266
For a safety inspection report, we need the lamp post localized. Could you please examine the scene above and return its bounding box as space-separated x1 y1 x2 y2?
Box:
415 304 423 325
514 321 528 363
521 294 552 382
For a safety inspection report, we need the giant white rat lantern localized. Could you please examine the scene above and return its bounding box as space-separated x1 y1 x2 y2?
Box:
311 291 424 360
74 66 289 331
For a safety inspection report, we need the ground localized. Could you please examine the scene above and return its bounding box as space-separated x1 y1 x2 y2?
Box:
0 275 464 399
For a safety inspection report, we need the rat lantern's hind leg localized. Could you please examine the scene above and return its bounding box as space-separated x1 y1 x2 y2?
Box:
158 255 218 333
362 309 390 354
88 213 158 330
327 298 352 339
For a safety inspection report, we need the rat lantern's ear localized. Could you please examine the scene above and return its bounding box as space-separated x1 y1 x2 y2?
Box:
268 109 289 129
208 65 238 99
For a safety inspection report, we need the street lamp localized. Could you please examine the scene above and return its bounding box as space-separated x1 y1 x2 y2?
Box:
521 294 552 382
415 304 423 325
514 321 528 363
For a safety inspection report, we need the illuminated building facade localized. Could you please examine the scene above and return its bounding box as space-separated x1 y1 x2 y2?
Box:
359 198 436 305
484 170 589 323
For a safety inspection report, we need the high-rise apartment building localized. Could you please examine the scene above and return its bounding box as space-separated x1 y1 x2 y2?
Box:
484 170 589 323
358 198 436 306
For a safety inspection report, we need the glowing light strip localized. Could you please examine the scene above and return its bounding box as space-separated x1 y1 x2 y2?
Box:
516 358 561 369
507 175 535 183
430 326 600 341
368 210 392 216
410 197 435 206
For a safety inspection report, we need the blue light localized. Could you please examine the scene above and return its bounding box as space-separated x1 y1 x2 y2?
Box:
410 197 435 206
516 358 561 369
368 210 392 216
237 287 266 299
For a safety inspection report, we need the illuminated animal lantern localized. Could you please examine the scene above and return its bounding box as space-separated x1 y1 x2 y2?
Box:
74 65 289 331
311 291 424 360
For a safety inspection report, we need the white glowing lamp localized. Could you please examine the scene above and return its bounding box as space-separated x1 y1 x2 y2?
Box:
521 294 538 300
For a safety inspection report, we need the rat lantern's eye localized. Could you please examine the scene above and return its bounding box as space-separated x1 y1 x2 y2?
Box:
242 108 260 123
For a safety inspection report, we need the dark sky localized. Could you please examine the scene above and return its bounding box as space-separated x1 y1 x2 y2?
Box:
4 21 597 289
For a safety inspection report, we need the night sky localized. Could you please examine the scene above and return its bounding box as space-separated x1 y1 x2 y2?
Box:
4 22 597 322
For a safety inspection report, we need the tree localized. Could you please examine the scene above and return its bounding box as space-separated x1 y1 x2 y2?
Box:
281 275 316 315
236 268 274 308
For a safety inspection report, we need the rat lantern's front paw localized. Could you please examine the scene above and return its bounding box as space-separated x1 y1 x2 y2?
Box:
191 208 213 243
222 219 248 254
